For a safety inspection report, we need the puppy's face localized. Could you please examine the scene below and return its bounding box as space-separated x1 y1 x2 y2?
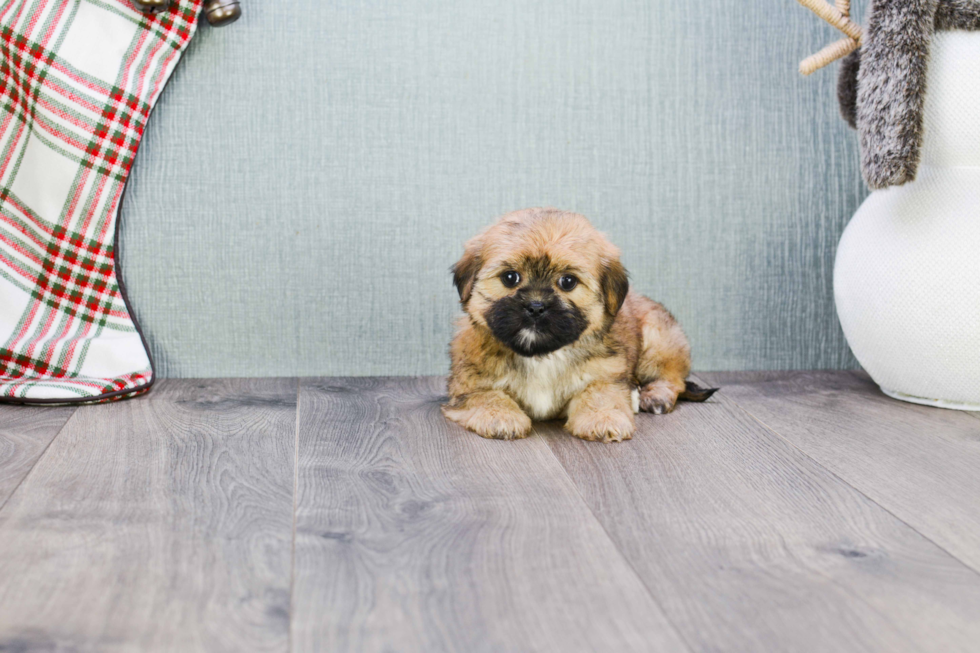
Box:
452 209 629 357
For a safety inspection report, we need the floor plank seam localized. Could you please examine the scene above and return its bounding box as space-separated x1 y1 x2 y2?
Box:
540 439 698 653
0 407 77 516
717 389 980 580
288 377 301 653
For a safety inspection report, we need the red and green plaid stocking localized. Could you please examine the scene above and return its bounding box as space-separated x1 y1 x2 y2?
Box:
0 0 200 403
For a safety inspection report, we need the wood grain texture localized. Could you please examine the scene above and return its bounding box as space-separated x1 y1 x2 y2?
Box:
545 384 980 653
0 379 296 653
703 370 980 572
292 376 687 653
0 404 75 507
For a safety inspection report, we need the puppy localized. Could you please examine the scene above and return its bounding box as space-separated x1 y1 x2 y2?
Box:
443 208 716 443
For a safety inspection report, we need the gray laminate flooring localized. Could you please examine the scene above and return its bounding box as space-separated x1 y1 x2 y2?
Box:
1 372 978 653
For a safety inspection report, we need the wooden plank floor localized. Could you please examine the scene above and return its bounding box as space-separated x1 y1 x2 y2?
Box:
1 372 979 652
0 403 75 507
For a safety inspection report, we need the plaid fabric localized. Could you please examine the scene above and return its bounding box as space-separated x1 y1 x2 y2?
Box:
0 0 200 403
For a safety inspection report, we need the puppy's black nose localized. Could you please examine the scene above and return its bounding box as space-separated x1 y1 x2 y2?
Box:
524 301 548 318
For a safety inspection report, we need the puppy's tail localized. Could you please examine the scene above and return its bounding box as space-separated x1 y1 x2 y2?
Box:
678 380 719 403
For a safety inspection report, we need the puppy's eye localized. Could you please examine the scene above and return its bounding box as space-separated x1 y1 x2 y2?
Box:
558 274 578 291
501 271 521 288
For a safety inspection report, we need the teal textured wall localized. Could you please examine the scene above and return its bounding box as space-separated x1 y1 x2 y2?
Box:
119 0 866 378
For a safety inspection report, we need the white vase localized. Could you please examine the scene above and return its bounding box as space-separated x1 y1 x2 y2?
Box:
834 31 980 411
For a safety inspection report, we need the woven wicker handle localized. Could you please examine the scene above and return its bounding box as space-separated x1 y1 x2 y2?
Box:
796 0 864 75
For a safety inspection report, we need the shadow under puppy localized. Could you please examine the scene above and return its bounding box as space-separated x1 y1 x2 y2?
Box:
444 208 716 443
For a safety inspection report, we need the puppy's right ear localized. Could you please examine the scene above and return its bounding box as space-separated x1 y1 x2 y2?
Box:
452 241 482 303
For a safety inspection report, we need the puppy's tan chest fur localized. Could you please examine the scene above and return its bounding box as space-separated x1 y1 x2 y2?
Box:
494 349 593 420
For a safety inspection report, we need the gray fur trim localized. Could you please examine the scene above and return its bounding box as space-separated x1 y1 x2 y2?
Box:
857 0 940 189
936 0 980 28
840 0 980 189
838 49 860 129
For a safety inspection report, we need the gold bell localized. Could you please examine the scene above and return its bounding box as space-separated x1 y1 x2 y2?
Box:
130 0 171 12
204 0 242 26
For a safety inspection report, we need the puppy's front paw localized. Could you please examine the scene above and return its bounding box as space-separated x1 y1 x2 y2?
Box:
639 380 681 415
442 392 532 440
566 409 635 443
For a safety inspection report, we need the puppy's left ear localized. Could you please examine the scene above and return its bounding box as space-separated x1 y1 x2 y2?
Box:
600 259 629 316
452 241 482 304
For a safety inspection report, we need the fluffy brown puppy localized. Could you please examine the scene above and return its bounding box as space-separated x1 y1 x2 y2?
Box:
443 208 716 443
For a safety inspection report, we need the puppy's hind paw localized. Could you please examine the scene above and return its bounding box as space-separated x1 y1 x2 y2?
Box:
566 409 635 443
639 380 680 414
